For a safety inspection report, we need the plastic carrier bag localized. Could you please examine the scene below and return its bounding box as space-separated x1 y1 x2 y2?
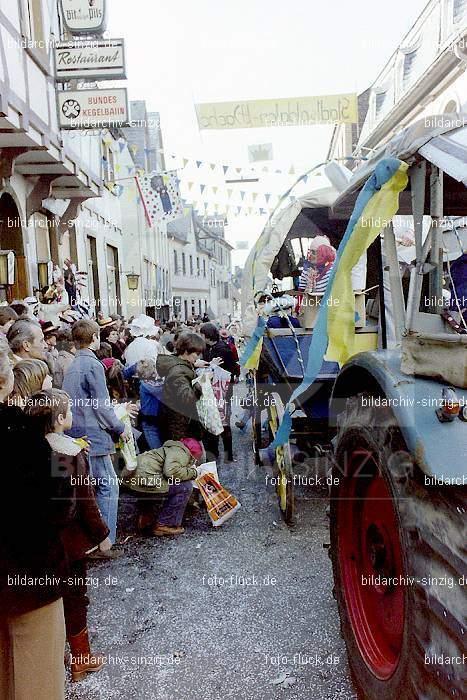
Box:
196 471 241 527
114 403 137 470
193 372 223 436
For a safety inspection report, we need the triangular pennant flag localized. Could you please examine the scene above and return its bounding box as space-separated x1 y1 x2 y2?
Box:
289 165 295 174
259 208 265 215
265 193 271 203
126 165 134 174
227 189 233 198
236 206 241 214
188 182 194 190
183 158 189 167
212 186 218 194
204 202 209 210
252 193 258 202
262 166 268 172
240 191 245 200
115 163 121 173
223 165 229 175
196 160 202 168
130 145 138 155
210 163 216 170
200 184 206 194
236 167 242 174
118 140 126 153
302 174 308 184
248 207 252 214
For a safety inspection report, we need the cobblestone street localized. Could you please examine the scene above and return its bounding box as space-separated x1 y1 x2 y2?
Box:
69 393 356 700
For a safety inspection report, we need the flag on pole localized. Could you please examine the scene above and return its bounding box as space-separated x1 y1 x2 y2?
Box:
136 170 183 225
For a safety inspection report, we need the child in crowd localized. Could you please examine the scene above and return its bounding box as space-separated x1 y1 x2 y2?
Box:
24 389 111 682
10 358 52 406
53 331 76 388
124 438 204 536
95 342 128 402
136 358 164 449
0 306 18 338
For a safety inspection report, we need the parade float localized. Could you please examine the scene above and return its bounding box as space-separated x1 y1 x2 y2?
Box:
241 116 466 700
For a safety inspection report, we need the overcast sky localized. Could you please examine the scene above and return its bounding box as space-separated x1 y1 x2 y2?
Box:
108 0 429 264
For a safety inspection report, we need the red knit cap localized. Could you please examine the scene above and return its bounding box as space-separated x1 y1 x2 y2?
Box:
180 438 203 459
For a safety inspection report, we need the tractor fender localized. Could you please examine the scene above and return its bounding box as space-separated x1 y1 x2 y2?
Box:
330 349 467 482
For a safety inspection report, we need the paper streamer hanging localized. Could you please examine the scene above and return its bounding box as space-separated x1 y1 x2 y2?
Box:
240 316 267 370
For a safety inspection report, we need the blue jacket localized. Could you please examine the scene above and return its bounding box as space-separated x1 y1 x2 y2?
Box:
62 349 125 457
140 380 164 418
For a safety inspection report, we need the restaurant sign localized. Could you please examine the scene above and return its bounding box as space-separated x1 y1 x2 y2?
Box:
60 0 107 35
57 88 129 129
55 39 126 81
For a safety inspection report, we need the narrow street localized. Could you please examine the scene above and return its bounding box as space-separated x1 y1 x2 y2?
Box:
69 393 355 700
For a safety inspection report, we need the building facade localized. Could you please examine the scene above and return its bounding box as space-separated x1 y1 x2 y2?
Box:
122 101 165 174
0 0 102 302
193 214 234 323
167 208 211 321
118 140 171 321
349 0 466 161
0 2 173 318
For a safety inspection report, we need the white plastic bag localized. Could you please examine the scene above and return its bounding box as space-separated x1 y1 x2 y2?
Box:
193 373 223 436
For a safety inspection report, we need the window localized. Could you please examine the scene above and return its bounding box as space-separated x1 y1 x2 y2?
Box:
224 282 229 299
101 142 116 184
86 237 100 313
375 91 387 119
182 253 186 275
106 245 121 314
204 299 207 311
198 300 202 315
145 260 152 287
453 0 466 23
402 50 418 89
203 259 206 277
197 256 200 276
191 299 195 316
189 255 193 276
21 0 46 53
173 250 179 275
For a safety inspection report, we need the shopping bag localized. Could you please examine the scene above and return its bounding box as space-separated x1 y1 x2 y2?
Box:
211 365 231 424
191 460 219 489
193 372 223 436
196 471 241 527
114 403 138 470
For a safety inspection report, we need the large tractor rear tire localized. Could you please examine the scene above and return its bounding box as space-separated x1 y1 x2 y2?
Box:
330 394 466 700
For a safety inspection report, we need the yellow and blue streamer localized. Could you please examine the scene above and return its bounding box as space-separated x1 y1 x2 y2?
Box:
240 316 267 370
271 157 409 449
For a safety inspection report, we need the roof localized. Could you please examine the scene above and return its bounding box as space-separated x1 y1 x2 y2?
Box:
167 212 191 242
333 114 467 215
194 213 234 250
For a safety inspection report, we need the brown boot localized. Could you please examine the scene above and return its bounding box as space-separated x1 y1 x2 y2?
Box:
68 628 106 682
152 523 185 536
